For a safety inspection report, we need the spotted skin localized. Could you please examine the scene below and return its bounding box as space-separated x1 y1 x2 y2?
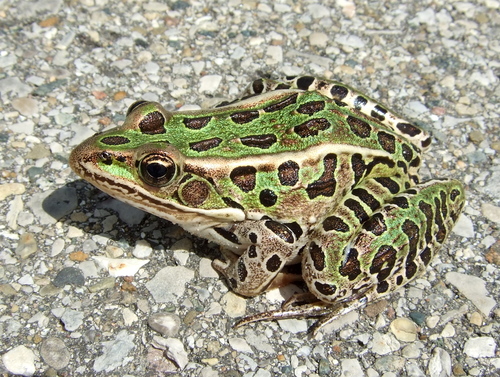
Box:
70 76 465 332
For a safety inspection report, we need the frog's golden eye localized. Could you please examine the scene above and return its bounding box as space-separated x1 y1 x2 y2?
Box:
138 153 177 187
126 100 149 116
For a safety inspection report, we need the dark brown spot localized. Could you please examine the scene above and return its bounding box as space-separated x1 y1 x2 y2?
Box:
306 153 337 199
238 259 248 282
230 110 260 124
309 242 325 271
420 246 432 266
375 177 400 194
370 245 397 275
377 281 389 293
249 232 258 244
396 122 422 137
285 222 303 239
278 160 300 186
323 216 350 232
419 201 434 244
275 83 290 90
351 154 366 184
116 155 126 163
213 227 240 245
330 85 348 100
405 262 418 280
297 101 325 115
139 111 166 134
339 248 361 280
371 105 387 121
450 189 460 201
347 116 371 138
392 196 409 208
240 134 277 149
100 136 130 145
314 281 337 296
189 137 222 152
260 189 277 207
362 213 387 236
296 76 315 90
252 79 264 94
222 197 245 210
263 93 298 112
266 254 282 272
410 156 421 168
248 245 257 258
265 221 294 243
345 199 369 223
354 96 367 109
183 116 212 130
377 131 396 153
180 180 210 206
434 197 446 243
294 118 331 138
422 137 432 148
352 188 380 211
396 275 404 285
402 144 413 162
230 166 257 192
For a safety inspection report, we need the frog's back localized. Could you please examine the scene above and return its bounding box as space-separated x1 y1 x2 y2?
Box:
160 90 423 164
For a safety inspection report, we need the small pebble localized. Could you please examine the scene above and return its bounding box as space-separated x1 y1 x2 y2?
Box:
40 338 71 370
390 318 418 342
93 331 135 373
15 233 38 259
148 313 181 337
53 267 85 287
2 345 36 376
145 266 194 303
463 336 497 358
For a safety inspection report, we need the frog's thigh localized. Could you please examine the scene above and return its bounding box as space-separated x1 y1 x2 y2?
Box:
303 179 465 304
212 220 302 297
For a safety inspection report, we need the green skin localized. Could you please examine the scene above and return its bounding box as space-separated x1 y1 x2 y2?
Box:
70 76 465 330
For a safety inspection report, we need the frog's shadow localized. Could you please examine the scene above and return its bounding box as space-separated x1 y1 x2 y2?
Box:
49 180 221 262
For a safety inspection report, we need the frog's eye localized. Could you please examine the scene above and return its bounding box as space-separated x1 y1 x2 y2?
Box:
126 100 149 116
138 153 177 187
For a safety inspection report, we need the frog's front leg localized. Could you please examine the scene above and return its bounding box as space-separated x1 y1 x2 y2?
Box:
303 179 465 306
212 220 305 297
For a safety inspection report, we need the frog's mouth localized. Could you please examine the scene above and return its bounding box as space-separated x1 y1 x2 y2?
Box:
70 146 246 230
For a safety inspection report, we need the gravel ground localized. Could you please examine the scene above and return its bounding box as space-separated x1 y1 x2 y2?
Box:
1 0 499 376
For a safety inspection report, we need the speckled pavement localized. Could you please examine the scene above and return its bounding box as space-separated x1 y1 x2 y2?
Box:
0 0 499 376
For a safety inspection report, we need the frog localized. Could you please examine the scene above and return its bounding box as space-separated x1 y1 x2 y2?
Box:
70 76 465 333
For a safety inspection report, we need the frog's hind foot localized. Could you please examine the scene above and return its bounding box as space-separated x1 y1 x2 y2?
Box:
234 293 368 336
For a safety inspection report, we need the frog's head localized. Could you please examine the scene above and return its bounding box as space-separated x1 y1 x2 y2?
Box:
69 101 245 227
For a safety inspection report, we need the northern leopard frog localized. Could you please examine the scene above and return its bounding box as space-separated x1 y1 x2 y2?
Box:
70 76 465 332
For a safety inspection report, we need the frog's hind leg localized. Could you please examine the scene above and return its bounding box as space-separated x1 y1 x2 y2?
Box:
303 179 465 314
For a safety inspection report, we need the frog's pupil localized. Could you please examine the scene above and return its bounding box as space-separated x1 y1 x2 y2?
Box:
140 155 176 186
147 162 166 177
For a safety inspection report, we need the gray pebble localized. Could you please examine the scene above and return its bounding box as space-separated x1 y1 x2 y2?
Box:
93 330 135 373
148 313 181 337
53 267 85 287
40 337 71 369
60 308 84 332
145 266 194 303
427 347 451 377
42 187 78 221
15 233 38 259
